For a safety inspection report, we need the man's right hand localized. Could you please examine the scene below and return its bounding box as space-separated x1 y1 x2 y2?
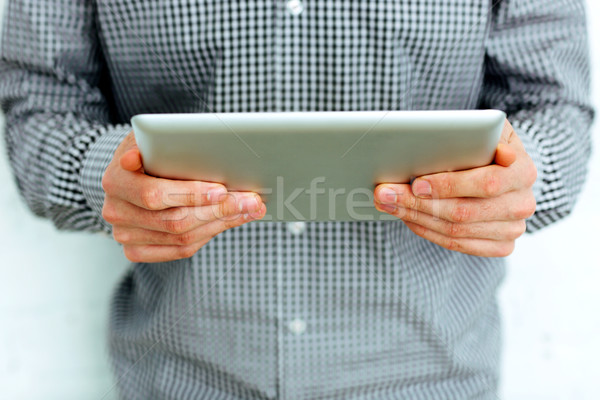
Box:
101 131 266 263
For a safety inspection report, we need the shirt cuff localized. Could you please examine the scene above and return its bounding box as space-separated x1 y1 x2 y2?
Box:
80 124 131 232
509 119 544 203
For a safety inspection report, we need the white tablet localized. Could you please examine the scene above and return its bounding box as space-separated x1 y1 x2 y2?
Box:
132 110 506 221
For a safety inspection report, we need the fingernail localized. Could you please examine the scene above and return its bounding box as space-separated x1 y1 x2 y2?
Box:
412 180 431 197
207 186 227 202
377 203 396 213
239 195 260 213
247 204 266 220
379 187 398 204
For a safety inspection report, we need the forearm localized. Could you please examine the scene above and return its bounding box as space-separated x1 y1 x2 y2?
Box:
0 0 129 233
479 0 594 232
3 109 129 232
510 104 593 232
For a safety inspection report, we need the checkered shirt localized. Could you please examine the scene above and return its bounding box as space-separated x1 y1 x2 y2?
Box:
0 0 593 399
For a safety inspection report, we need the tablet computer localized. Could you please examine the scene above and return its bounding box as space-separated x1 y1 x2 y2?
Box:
132 110 505 222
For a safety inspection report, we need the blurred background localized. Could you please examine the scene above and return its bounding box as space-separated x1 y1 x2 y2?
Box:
0 1 598 399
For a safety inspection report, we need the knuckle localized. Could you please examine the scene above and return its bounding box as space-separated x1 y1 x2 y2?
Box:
175 230 196 246
163 218 189 234
101 173 113 194
112 228 130 244
102 202 119 224
526 160 538 187
512 196 537 220
181 191 196 206
140 189 164 210
445 238 462 252
168 206 189 221
450 201 471 223
438 175 455 196
504 222 524 240
405 221 425 236
224 196 243 218
223 215 244 230
511 206 527 220
403 192 418 209
210 197 233 220
193 182 212 199
495 242 516 258
177 245 198 259
197 237 212 249
406 207 419 222
168 190 196 207
202 204 220 222
525 195 537 218
478 201 494 218
447 221 463 237
512 220 527 239
214 190 234 204
206 230 219 241
123 246 143 263
482 174 500 197
218 200 234 219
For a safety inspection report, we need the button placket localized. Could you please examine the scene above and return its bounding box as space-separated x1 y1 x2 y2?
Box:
278 2 307 397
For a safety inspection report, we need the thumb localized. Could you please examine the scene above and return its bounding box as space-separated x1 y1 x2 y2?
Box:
120 146 144 172
495 119 517 167
495 142 517 167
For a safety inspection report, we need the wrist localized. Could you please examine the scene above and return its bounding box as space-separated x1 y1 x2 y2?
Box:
80 124 132 231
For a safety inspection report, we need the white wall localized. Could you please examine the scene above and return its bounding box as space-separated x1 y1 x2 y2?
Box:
0 2 126 398
0 1 598 399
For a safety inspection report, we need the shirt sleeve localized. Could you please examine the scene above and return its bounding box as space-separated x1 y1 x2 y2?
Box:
478 0 595 232
0 0 130 233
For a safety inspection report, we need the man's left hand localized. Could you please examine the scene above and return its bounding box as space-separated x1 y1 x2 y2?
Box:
374 119 537 257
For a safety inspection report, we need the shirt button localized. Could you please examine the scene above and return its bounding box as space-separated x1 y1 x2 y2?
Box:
286 0 304 16
288 318 307 335
287 221 306 235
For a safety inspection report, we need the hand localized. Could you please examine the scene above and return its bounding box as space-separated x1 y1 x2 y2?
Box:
101 131 266 263
374 119 537 257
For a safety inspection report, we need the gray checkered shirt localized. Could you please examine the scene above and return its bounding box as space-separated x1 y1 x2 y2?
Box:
0 1 593 399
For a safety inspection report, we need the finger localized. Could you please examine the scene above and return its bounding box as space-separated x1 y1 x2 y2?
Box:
375 187 536 223
200 201 267 236
107 170 230 209
374 183 403 204
161 192 264 230
410 163 518 199
121 206 266 263
120 147 143 172
495 117 518 167
381 207 527 241
122 242 212 263
408 120 534 199
104 192 264 234
113 226 201 246
403 221 516 258
495 142 517 167
113 204 266 246
200 191 264 221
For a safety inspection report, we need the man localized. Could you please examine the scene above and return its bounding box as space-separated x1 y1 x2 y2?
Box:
0 0 593 399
